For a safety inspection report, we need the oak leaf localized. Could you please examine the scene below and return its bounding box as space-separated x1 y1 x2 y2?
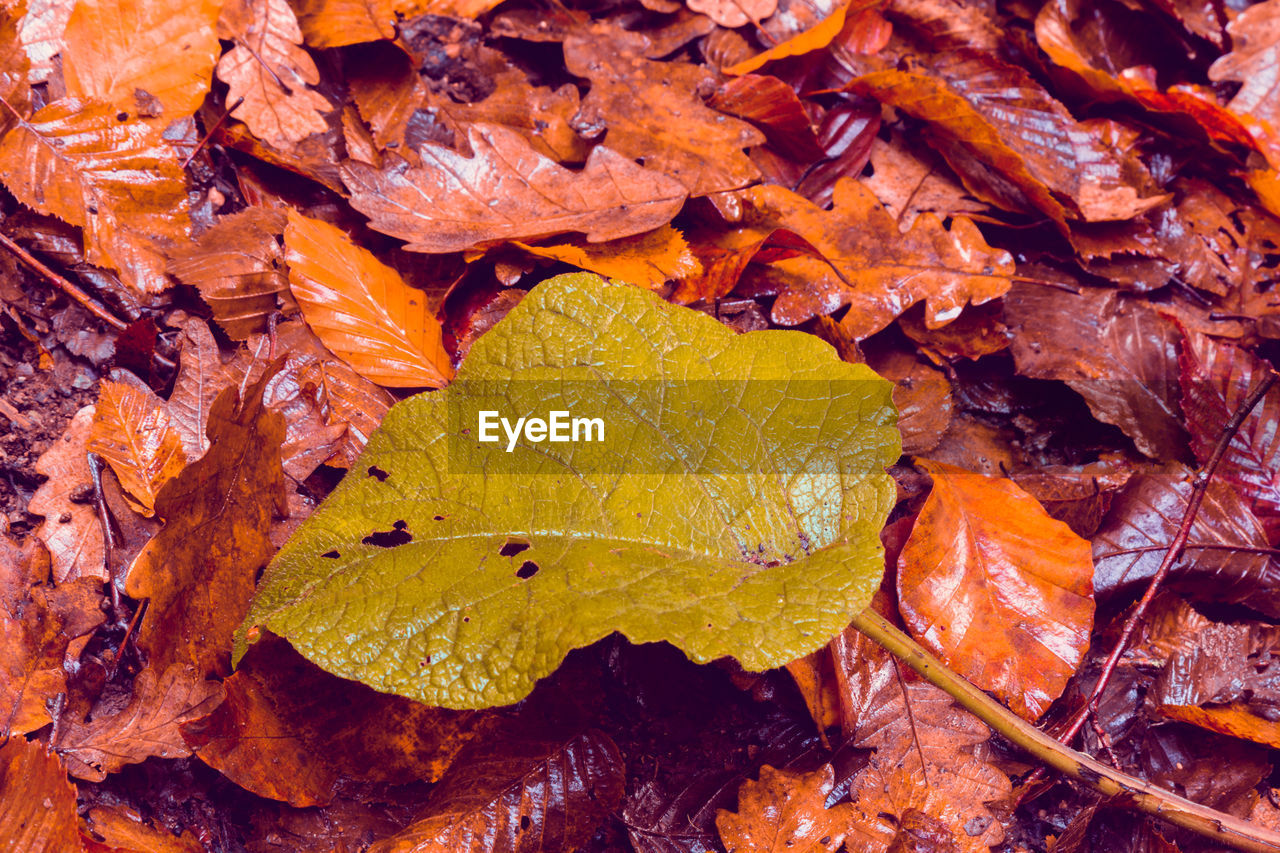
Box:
0 737 82 852
284 209 453 388
88 379 187 517
365 729 625 853
514 226 702 290
425 73 589 164
342 123 687 253
898 460 1095 720
166 207 295 341
126 372 287 678
293 0 394 47
28 406 105 583
216 0 334 147
716 765 854 853
563 24 764 197
0 98 190 294
742 179 1014 336
62 0 220 117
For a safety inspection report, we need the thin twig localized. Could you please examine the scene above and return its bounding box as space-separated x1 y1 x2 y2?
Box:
1055 369 1278 749
87 453 122 620
1096 543 1280 559
180 96 244 170
0 230 126 331
851 607 1280 852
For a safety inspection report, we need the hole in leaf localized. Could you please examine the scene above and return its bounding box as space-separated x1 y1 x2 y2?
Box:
463 616 470 622
254 565 266 584
362 520 413 547
516 560 539 579
520 815 531 831
322 550 340 559
433 514 447 521
367 465 389 481
499 537 530 557
116 111 128 121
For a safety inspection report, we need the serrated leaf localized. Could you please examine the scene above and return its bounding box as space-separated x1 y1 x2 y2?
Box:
284 209 453 388
88 379 187 517
241 273 899 708
716 765 853 853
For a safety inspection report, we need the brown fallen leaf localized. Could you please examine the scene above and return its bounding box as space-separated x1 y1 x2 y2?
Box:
742 179 1014 336
81 805 205 853
14 0 70 84
88 379 187 518
61 0 220 118
56 662 225 782
216 0 335 147
166 207 295 341
293 0 394 47
431 69 589 164
0 3 30 139
715 764 853 853
688 0 777 28
726 0 858 76
346 42 426 153
0 737 82 852
898 459 1095 720
0 531 104 736
28 406 106 583
862 133 989 230
284 209 453 388
563 23 764 197
366 728 625 852
342 123 687 253
166 317 234 460
125 371 287 677
514 226 702 291
182 633 498 807
1208 0 1280 129
391 0 505 17
0 98 190 294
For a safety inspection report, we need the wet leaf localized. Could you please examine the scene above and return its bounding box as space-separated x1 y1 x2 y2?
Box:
62 0 219 117
166 207 295 341
0 98 190 294
726 0 857 75
514 226 702 291
293 0 394 47
365 728 625 853
898 459 1095 720
342 124 688 253
0 3 30 138
688 0 777 28
563 23 764 197
1208 0 1280 128
88 379 187 517
166 317 234 460
743 179 1014 335
28 406 106 583
0 531 104 735
81 805 205 852
216 0 335 147
0 737 82 852
716 765 854 853
284 209 453 388
127 371 287 677
241 274 899 708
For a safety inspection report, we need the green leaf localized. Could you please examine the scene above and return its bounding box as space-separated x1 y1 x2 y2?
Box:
239 273 899 708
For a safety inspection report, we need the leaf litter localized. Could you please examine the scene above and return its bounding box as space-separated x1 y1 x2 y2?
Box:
1 0 1280 848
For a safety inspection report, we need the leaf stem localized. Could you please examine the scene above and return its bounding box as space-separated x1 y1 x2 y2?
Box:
850 607 1280 853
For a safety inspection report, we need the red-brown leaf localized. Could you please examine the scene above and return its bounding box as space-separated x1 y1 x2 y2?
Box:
716 765 854 853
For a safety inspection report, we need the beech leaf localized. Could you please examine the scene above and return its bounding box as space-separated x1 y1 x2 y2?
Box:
897 460 1095 721
513 226 702 291
716 765 854 853
88 379 187 517
240 273 899 708
284 209 453 388
0 737 82 852
342 123 688 253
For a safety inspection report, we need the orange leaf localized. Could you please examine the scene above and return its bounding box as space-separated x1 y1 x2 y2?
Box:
216 0 334 147
341 123 687 253
293 0 394 47
716 765 854 853
62 0 220 118
515 226 702 290
166 207 295 341
88 379 187 517
81 806 204 853
27 406 105 583
726 0 856 75
391 0 505 17
897 459 1095 721
0 2 31 138
563 23 764 197
0 98 190 294
0 737 82 851
743 179 1014 336
285 210 452 387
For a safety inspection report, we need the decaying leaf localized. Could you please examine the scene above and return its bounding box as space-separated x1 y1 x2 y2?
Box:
216 0 335 147
81 805 205 852
688 0 777 29
0 737 82 852
342 124 688 253
514 226 702 291
726 0 857 75
241 274 899 708
898 459 1095 720
1208 0 1280 128
284 209 453 388
716 765 853 853
743 179 1014 336
365 728 625 852
62 0 220 118
166 317 234 459
28 406 106 583
292 0 395 47
88 379 187 517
